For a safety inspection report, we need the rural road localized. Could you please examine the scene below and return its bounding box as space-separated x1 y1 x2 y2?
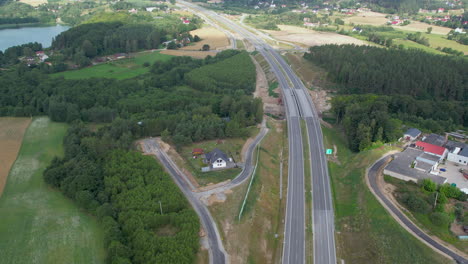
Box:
177 2 337 264
368 156 468 264
142 139 228 264
141 120 268 264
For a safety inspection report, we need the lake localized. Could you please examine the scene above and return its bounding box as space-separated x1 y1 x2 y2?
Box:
0 25 70 52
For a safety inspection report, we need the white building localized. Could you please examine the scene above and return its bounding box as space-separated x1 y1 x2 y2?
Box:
403 128 421 141
447 146 468 166
204 148 230 169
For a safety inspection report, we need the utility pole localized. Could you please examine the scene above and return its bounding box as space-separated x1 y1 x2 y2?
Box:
434 192 439 209
159 201 163 215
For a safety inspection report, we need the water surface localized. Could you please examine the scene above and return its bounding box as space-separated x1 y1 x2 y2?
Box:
0 25 70 51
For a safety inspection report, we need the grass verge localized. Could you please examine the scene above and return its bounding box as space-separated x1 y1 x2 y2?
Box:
301 120 313 264
0 117 106 264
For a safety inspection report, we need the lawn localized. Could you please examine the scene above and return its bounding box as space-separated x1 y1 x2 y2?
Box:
0 117 105 264
322 125 451 264
0 117 31 196
51 51 173 80
393 39 446 54
179 128 260 186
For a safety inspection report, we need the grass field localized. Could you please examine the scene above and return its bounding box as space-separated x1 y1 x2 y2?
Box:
322 125 451 264
185 26 230 50
209 118 287 263
160 49 218 58
0 117 105 264
52 51 173 80
0 117 31 196
179 127 259 186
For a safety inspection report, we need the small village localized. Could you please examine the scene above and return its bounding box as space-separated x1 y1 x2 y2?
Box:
385 128 468 192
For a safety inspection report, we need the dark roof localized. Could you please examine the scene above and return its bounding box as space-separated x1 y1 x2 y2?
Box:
404 128 421 138
460 147 468 158
423 133 446 146
444 140 465 151
205 148 229 163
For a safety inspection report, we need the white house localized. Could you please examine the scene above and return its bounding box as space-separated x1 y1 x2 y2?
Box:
204 148 230 169
447 146 468 166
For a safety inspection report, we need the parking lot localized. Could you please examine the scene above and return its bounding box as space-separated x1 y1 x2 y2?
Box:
438 161 468 191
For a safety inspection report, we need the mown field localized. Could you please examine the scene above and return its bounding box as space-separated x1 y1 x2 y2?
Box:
322 125 451 264
0 117 31 196
52 51 173 80
0 117 105 264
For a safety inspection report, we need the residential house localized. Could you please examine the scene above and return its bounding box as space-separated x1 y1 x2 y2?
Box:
403 128 421 141
204 148 231 169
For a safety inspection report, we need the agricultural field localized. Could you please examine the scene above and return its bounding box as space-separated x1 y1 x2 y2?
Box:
0 117 31 196
52 51 173 80
185 25 230 50
264 25 368 47
0 117 105 264
342 11 388 26
209 118 287 263
322 125 452 264
160 49 218 58
18 0 47 6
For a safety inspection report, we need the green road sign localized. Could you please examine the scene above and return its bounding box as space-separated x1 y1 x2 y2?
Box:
326 149 333 155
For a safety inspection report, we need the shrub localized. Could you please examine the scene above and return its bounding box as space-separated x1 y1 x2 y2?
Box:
421 178 437 192
430 212 451 227
401 192 431 214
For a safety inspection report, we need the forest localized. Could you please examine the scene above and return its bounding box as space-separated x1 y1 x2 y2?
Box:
304 45 468 151
0 49 260 262
0 50 261 147
44 123 200 263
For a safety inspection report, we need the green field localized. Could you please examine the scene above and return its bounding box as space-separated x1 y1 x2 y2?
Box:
0 117 105 264
52 51 173 80
322 125 451 264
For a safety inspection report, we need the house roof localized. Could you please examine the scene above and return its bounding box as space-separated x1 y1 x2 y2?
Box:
422 133 446 146
445 140 465 151
205 148 229 163
415 141 447 156
459 147 468 158
404 128 421 138
417 152 441 164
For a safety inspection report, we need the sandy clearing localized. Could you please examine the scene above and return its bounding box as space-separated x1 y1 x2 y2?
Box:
344 13 388 25
252 55 284 117
0 117 31 196
19 0 46 6
265 25 368 46
183 26 230 51
160 50 218 58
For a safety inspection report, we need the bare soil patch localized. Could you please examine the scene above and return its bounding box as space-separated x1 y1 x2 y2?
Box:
0 117 31 196
184 26 230 51
160 50 218 58
252 54 284 118
265 25 368 46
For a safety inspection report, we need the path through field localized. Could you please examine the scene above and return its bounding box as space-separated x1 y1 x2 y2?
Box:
0 117 105 264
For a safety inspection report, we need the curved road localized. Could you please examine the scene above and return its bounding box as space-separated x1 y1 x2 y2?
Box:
368 156 468 264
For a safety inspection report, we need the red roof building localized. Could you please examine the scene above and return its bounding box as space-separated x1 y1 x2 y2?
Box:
415 141 447 157
192 148 204 155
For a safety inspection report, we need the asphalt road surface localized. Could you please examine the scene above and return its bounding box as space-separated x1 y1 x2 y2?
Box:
142 140 228 264
369 156 468 264
177 2 337 263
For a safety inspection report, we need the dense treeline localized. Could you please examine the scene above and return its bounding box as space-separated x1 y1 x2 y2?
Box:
0 17 39 25
305 45 467 101
305 45 468 151
44 123 200 263
0 42 43 66
0 50 261 147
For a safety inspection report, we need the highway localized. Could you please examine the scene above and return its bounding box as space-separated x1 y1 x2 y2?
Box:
177 1 337 264
368 156 468 264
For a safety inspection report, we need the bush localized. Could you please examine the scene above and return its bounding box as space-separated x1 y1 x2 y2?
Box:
401 192 431 214
421 178 437 192
430 212 451 227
